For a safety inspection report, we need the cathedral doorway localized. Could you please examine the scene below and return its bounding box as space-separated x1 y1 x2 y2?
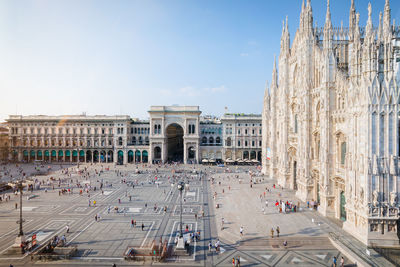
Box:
166 123 184 162
340 191 346 221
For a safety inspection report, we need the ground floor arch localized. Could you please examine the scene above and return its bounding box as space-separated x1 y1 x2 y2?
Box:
153 146 161 161
128 150 134 163
86 151 92 162
135 150 141 162
142 150 148 163
51 150 57 161
117 150 123 164
93 150 99 163
166 123 184 162
79 150 85 162
44 150 49 161
100 150 106 162
107 151 113 163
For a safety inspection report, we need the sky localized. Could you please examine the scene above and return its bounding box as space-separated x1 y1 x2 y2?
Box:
0 0 399 122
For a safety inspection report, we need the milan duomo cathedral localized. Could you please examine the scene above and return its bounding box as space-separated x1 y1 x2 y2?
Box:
262 0 400 246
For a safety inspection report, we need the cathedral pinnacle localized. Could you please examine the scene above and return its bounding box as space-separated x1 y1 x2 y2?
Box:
378 12 383 41
383 0 391 36
349 0 356 40
271 55 278 90
325 0 332 30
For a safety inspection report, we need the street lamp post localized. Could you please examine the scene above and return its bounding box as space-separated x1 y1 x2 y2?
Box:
13 179 25 253
176 181 186 249
177 181 185 238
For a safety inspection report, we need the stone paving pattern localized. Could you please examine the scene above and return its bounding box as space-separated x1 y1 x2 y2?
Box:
0 163 393 266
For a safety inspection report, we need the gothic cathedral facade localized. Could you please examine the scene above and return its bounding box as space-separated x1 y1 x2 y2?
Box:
263 0 400 246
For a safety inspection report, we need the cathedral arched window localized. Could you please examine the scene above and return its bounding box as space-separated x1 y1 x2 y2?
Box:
340 142 346 165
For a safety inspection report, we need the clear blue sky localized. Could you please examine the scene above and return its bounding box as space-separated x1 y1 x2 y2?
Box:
0 0 399 121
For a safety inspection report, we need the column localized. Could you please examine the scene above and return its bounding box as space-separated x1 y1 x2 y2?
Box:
92 151 94 163
140 150 142 163
84 151 87 163
63 152 65 162
123 150 128 165
196 142 200 164
113 150 117 163
183 141 187 164
106 152 108 163
161 142 166 163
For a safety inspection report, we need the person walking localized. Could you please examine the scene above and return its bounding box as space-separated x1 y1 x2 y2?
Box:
340 256 344 267
66 225 70 233
332 256 337 267
240 226 244 237
208 241 212 252
141 223 144 231
276 226 280 237
131 219 134 228
270 227 274 238
236 256 241 267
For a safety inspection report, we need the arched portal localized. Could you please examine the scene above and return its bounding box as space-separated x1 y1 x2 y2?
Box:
51 150 57 162
72 150 78 162
23 150 28 161
44 150 50 162
142 150 148 163
117 150 124 164
79 150 85 162
107 151 113 163
153 147 161 161
128 150 134 163
100 151 106 162
58 150 63 162
65 150 71 161
135 150 141 162
166 123 184 162
93 150 99 163
86 151 92 162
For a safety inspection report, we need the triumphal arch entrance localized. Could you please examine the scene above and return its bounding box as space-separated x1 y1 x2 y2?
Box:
148 106 200 164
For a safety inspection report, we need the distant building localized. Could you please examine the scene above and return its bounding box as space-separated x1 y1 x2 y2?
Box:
221 113 262 163
6 107 262 165
0 123 9 162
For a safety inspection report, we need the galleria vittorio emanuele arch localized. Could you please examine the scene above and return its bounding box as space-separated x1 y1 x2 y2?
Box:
262 0 400 246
